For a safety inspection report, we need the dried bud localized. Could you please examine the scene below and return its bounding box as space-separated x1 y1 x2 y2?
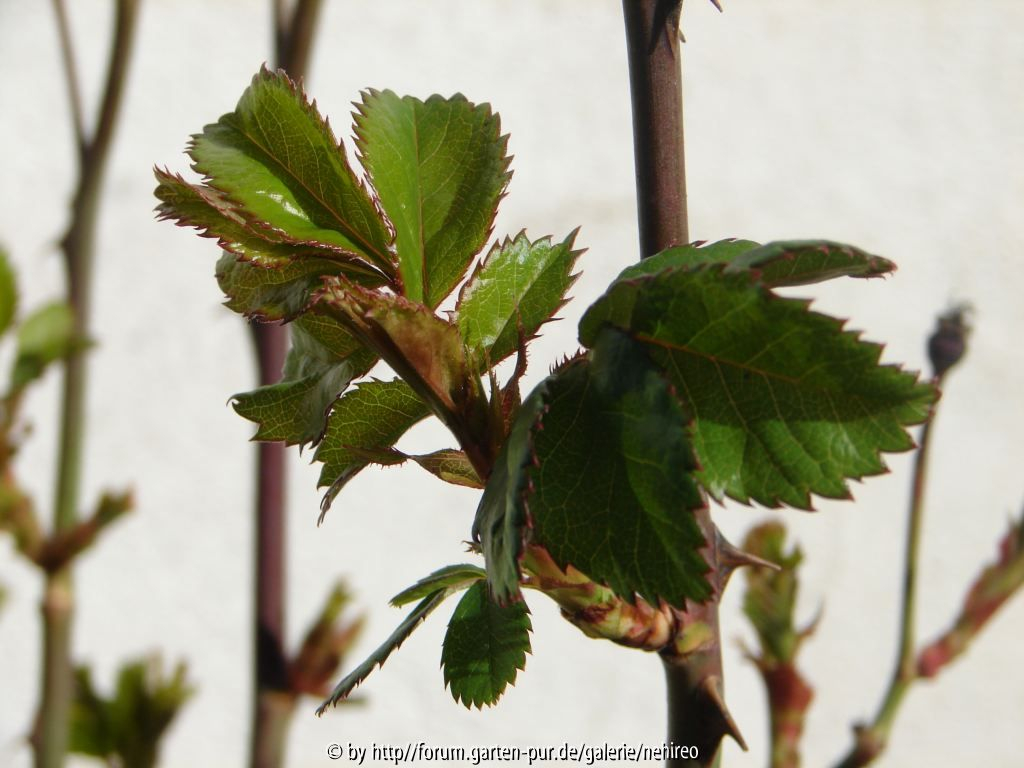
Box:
927 305 971 378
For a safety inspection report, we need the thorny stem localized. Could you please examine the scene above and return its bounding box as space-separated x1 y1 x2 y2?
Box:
36 2 140 767
249 2 323 768
832 380 942 768
622 2 730 765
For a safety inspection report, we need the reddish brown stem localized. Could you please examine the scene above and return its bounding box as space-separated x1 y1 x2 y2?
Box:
622 5 728 764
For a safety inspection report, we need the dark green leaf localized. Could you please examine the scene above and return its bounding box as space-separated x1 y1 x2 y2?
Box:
441 581 531 708
615 239 894 289
457 230 581 365
318 589 451 713
724 240 895 287
580 266 936 508
215 251 346 322
615 239 760 282
314 379 431 517
189 68 392 272
391 564 486 607
0 247 16 335
355 90 511 306
10 302 87 392
529 329 710 607
472 383 548 604
232 324 376 446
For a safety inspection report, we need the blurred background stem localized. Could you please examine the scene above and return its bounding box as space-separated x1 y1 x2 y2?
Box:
35 1 140 766
249 3 324 767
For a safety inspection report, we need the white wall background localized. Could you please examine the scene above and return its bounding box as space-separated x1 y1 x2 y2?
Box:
1 1 1022 767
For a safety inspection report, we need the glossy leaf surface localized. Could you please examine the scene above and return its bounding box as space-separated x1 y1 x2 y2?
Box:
457 231 581 365
355 90 510 306
441 581 531 708
189 69 392 270
391 564 486 607
580 266 935 508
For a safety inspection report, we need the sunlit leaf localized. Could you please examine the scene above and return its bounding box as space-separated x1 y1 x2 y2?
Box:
441 581 531 708
355 90 511 306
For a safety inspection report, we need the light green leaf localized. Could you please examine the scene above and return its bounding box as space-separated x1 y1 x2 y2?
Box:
472 383 548 604
457 231 581 365
154 169 387 279
355 90 511 306
318 589 451 713
0 247 16 335
529 329 710 607
314 379 432 516
742 522 806 664
580 266 936 508
391 564 486 607
69 657 193 768
441 581 531 709
189 68 393 272
10 302 87 392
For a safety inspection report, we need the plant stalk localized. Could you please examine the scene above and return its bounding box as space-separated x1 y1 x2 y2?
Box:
622 2 727 765
249 3 323 767
832 381 941 768
35 2 139 766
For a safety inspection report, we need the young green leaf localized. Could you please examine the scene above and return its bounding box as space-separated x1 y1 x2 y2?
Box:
317 589 451 713
391 564 486 607
0 247 16 335
355 90 511 306
528 329 710 607
10 302 88 392
472 382 548 604
457 231 582 365
314 379 432 517
580 266 936 508
188 68 393 272
232 324 376 447
742 522 807 665
154 169 387 279
441 581 531 709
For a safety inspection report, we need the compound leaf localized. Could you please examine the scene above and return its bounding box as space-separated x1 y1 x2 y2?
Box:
355 90 511 307
528 329 710 607
457 230 582 365
580 266 935 508
441 581 531 709
189 68 392 271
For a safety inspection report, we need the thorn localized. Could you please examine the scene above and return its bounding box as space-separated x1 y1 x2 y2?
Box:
709 0 724 10
715 528 780 591
702 675 748 751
